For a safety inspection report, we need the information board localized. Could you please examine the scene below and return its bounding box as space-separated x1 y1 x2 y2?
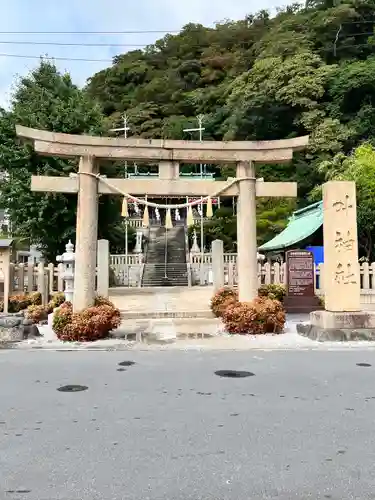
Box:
286 250 315 297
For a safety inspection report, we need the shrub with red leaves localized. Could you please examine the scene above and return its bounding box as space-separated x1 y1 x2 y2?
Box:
222 297 286 335
210 287 239 317
0 292 43 313
52 297 121 342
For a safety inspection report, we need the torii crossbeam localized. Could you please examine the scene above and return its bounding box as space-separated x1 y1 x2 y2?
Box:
16 125 309 311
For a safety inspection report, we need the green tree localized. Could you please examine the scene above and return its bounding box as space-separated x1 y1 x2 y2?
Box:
314 143 375 259
0 61 125 261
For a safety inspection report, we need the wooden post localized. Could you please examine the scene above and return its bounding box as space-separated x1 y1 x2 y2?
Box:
47 263 55 295
0 246 11 313
37 262 46 304
18 263 25 293
9 263 14 295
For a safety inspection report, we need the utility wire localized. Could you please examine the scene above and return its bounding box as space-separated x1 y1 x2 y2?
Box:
0 41 372 64
0 31 372 48
0 20 372 35
0 53 112 62
0 20 372 34
0 30 181 35
0 40 149 47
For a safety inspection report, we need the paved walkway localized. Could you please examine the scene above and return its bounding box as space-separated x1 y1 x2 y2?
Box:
109 286 214 312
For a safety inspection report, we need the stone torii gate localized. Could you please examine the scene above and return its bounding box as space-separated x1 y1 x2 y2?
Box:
16 125 308 311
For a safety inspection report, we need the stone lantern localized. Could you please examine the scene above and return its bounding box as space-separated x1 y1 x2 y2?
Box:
57 240 75 303
133 230 143 254
257 252 265 262
190 229 200 254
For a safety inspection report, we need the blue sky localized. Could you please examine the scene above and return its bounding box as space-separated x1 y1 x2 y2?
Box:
0 0 288 107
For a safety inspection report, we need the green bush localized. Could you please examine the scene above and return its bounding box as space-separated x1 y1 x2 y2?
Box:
29 292 42 305
49 292 65 309
0 292 42 313
52 302 73 336
258 284 286 302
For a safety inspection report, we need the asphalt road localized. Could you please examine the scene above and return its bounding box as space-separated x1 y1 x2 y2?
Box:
1 349 375 500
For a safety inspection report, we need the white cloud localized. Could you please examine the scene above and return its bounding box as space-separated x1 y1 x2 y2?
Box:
0 0 288 108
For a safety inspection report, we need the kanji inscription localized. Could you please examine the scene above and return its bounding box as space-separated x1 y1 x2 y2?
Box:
332 194 353 213
334 262 357 285
323 181 360 312
334 230 355 252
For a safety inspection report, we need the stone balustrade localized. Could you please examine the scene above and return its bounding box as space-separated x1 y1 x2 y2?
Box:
191 250 375 296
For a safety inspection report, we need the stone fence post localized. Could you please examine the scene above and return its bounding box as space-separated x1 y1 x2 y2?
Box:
37 261 48 305
212 239 224 292
97 239 109 297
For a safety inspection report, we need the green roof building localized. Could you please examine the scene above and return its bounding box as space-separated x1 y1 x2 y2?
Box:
258 201 323 253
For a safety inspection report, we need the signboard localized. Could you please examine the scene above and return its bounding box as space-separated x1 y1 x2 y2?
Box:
286 250 315 297
188 197 219 205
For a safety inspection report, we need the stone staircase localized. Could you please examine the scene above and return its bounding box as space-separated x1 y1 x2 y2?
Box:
142 226 189 287
112 229 220 344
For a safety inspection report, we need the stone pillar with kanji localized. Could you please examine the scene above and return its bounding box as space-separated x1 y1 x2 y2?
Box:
298 180 375 341
323 181 360 312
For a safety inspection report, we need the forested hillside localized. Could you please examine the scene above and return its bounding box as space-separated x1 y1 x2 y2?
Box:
87 0 375 204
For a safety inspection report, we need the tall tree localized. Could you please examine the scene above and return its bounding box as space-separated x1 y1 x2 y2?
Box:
0 61 127 261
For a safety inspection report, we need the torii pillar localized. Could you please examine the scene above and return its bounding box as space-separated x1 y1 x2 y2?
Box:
74 155 99 311
237 161 258 301
15 125 309 311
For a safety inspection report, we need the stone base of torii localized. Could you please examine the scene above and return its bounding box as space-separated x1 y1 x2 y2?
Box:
16 125 309 312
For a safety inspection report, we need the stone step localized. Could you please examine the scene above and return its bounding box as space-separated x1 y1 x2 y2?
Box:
143 269 188 274
120 309 214 319
142 275 186 279
142 273 188 277
111 316 221 343
142 276 188 281
143 274 188 279
142 282 188 287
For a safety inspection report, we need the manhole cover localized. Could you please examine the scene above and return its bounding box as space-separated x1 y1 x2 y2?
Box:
215 370 255 378
356 363 372 367
57 385 88 392
118 361 135 367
